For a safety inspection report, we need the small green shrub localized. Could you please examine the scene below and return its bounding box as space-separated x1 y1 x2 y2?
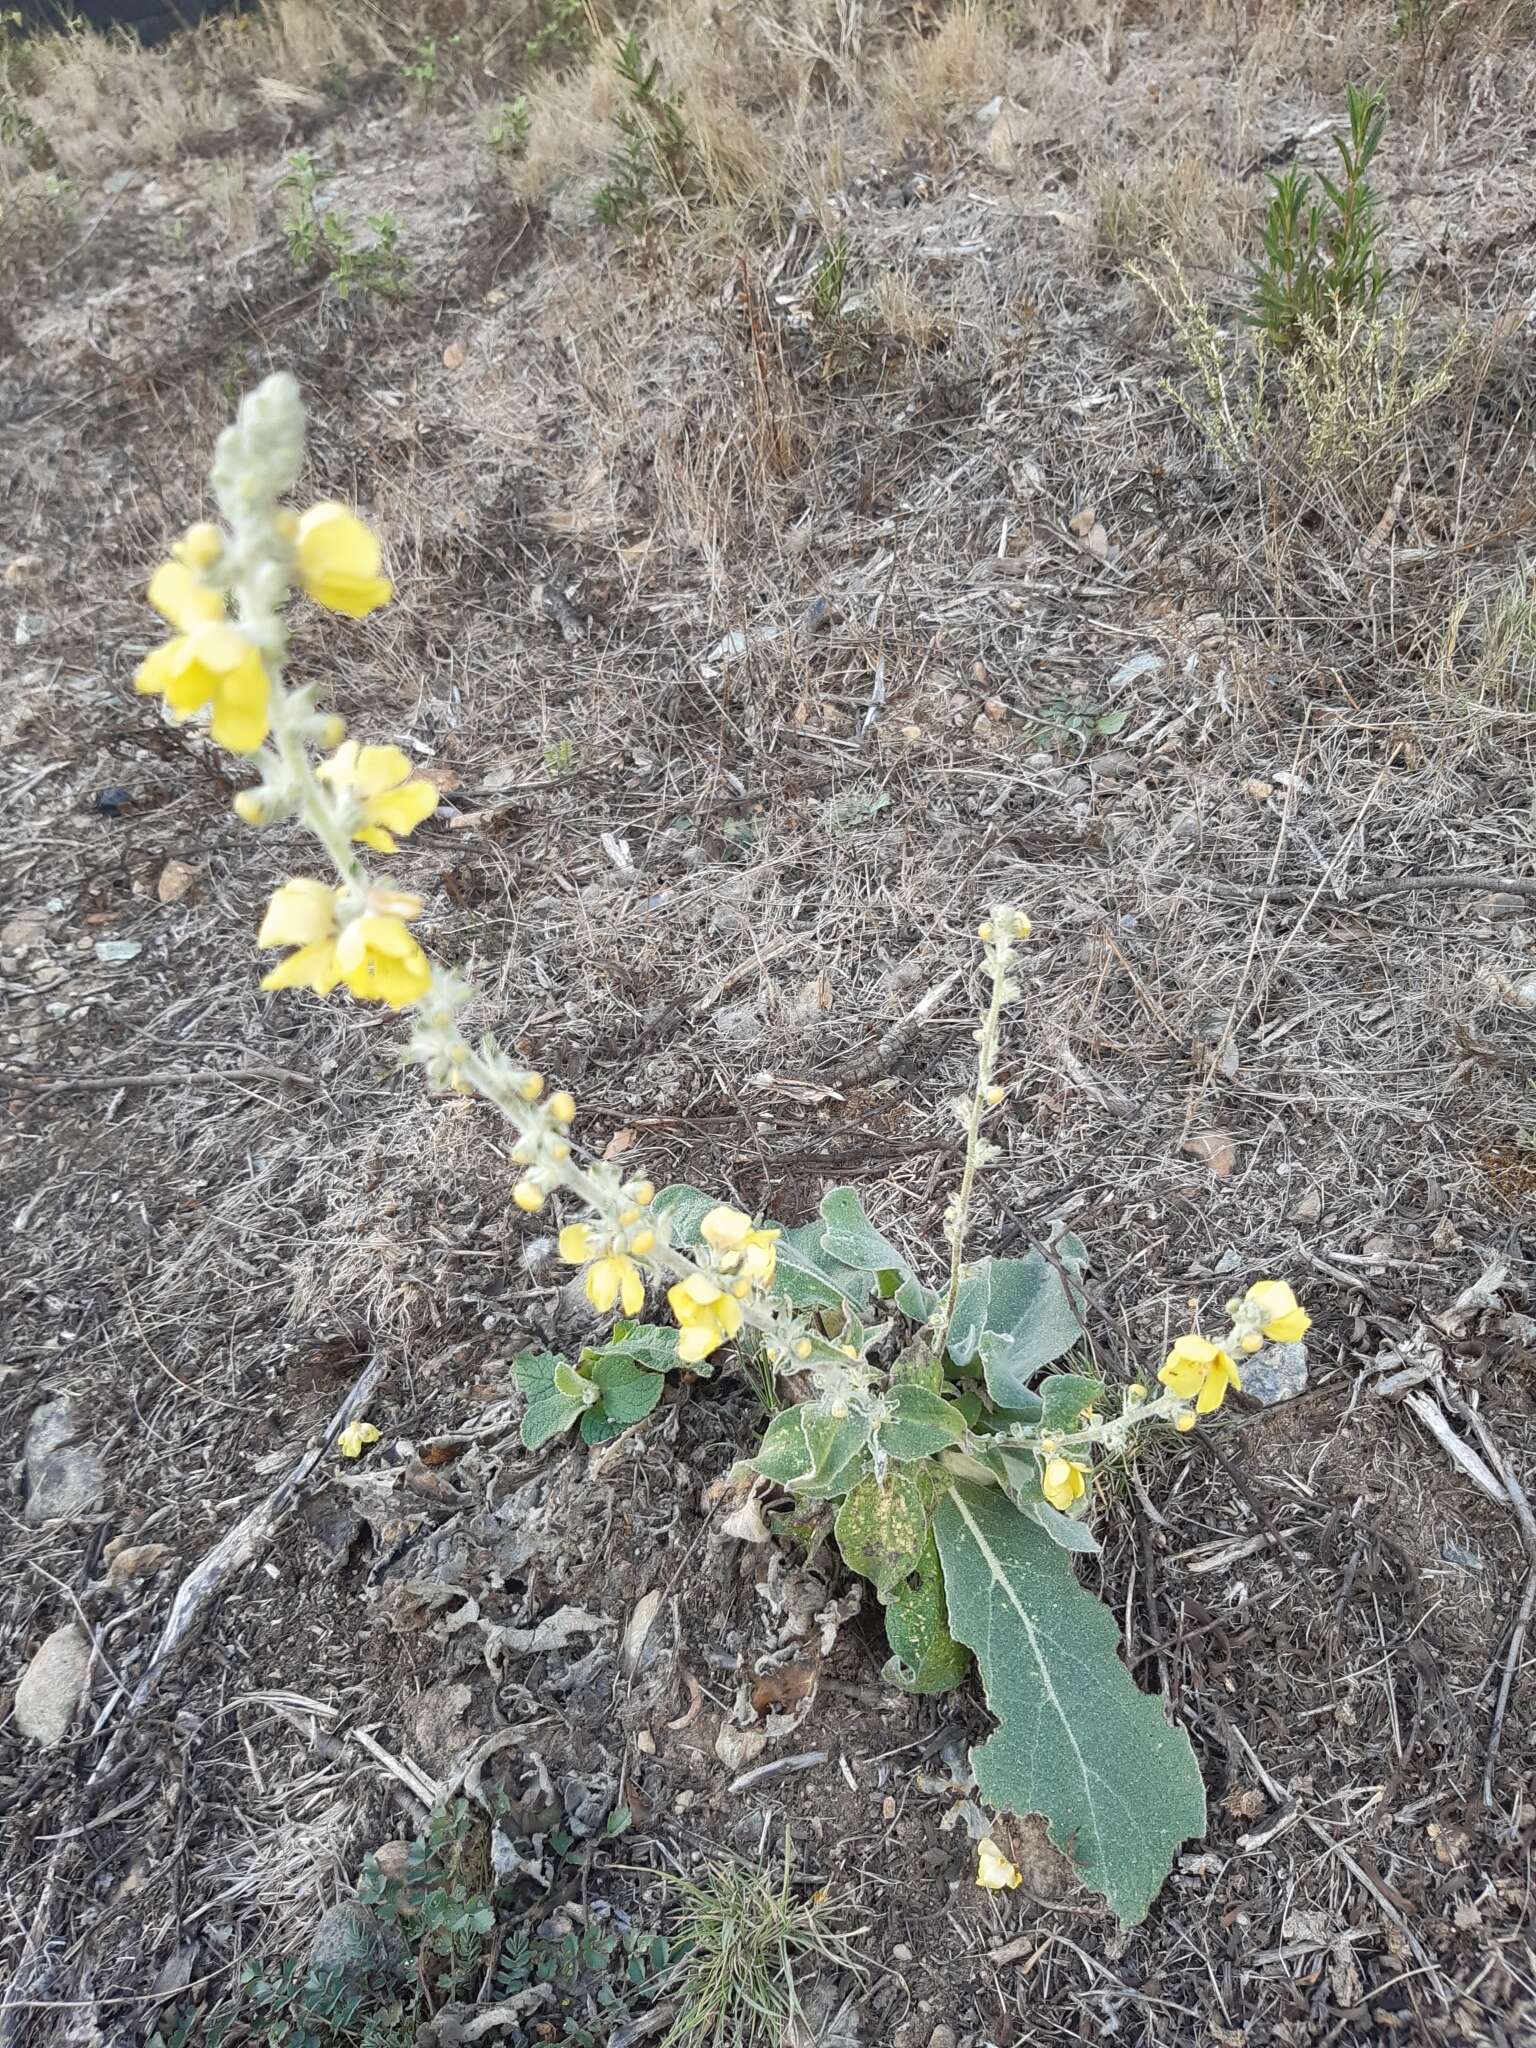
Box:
526 0 591 67
280 151 411 301
487 93 532 160
1249 84 1388 351
593 32 692 229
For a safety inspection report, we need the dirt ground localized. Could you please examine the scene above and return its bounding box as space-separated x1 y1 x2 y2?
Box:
4 0 1536 2042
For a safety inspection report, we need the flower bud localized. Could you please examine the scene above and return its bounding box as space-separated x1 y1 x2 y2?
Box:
547 1090 577 1123
517 1072 543 1102
1175 1410 1197 1433
233 789 268 826
512 1180 544 1212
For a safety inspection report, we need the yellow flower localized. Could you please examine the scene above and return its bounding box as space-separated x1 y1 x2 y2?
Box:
1158 1334 1242 1414
559 1224 595 1263
1241 1280 1311 1345
667 1274 744 1363
258 879 343 995
976 1839 1023 1891
147 559 225 631
699 1204 779 1287
336 1420 381 1458
135 624 271 753
585 1255 646 1317
1041 1456 1089 1512
294 503 392 619
259 883 429 1009
334 910 432 1009
172 522 224 572
319 741 437 853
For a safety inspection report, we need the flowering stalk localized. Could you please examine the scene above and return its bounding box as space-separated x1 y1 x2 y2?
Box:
935 907 1028 1360
134 372 867 1403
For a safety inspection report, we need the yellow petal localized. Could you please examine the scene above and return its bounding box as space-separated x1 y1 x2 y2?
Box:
364 778 437 837
207 660 271 753
260 939 342 995
559 1224 594 1263
1263 1308 1311 1342
173 522 224 571
976 1840 1023 1891
1157 1359 1203 1400
355 825 398 853
258 878 339 950
701 1205 752 1252
619 1260 646 1317
295 503 392 618
336 1420 381 1458
134 639 184 698
587 1258 622 1313
677 1322 720 1363
147 560 224 632
350 743 414 795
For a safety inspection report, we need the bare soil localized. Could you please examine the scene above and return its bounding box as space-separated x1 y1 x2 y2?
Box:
4 4 1536 2044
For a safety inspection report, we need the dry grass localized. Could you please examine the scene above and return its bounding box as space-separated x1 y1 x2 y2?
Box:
872 0 1007 149
1087 147 1249 274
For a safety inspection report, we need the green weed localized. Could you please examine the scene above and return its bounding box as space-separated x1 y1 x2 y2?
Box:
593 32 691 230
280 150 410 301
1249 84 1388 351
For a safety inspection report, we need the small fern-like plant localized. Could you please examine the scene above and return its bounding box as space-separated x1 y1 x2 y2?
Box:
1249 84 1389 351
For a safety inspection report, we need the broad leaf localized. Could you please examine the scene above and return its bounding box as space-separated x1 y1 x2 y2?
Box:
815 1188 913 1290
943 1238 1090 1407
515 1351 584 1450
1039 1374 1105 1433
754 1405 872 1500
599 1320 691 1376
934 1482 1205 1924
874 1384 966 1462
890 1348 943 1393
579 1355 665 1445
881 1530 970 1694
777 1222 878 1312
652 1184 716 1245
555 1360 598 1405
895 1272 941 1324
835 1471 928 1596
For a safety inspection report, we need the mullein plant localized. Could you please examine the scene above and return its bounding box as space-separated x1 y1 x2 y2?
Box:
134 374 1312 1924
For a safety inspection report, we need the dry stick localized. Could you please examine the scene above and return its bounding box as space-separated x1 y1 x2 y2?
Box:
0 1354 386 2047
1207 870 1536 906
4 1064 319 1094
1432 1383 1536 1807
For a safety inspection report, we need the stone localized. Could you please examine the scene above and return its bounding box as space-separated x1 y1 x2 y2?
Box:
306 1902 396 1986
15 1623 91 1748
1242 1340 1309 1407
24 1400 106 1527
156 860 197 905
714 1723 767 1772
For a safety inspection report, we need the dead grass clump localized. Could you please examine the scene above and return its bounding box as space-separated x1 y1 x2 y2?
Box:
873 0 1007 151
4 22 232 173
1087 148 1248 274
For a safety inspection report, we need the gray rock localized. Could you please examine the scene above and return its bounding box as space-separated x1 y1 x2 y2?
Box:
25 1446 107 1526
306 1902 396 1986
23 1400 106 1526
15 1622 91 1748
1242 1340 1309 1407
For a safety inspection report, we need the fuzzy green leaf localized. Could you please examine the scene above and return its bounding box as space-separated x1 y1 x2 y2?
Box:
1039 1373 1105 1433
835 1470 928 1596
945 1238 1090 1406
651 1184 716 1244
555 1360 598 1405
895 1272 941 1323
599 1320 691 1375
776 1221 878 1312
815 1187 913 1287
753 1405 871 1500
881 1530 970 1694
515 1351 585 1450
579 1354 666 1444
875 1384 966 1462
934 1481 1206 1924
